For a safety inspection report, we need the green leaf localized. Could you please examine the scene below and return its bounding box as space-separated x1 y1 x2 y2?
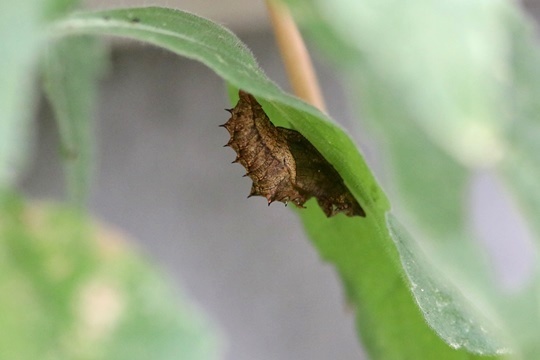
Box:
285 0 540 357
48 7 504 359
298 206 501 359
50 6 386 222
0 0 46 186
43 0 81 20
500 10 540 239
43 36 106 206
0 192 223 360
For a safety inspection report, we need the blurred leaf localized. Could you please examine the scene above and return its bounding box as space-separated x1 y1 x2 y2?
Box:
49 7 504 359
285 0 540 357
43 0 81 20
0 0 46 186
0 192 223 360
0 0 87 189
43 36 107 206
500 10 540 238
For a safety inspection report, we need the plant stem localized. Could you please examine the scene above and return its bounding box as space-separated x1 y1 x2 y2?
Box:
265 0 327 113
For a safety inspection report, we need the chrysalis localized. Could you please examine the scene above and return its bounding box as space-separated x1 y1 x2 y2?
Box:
221 90 365 217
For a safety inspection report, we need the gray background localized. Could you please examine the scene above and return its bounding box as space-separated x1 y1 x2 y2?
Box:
21 1 540 360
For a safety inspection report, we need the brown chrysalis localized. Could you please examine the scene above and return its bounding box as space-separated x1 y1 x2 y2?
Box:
221 90 365 217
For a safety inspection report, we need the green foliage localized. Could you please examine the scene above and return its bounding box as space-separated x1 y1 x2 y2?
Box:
0 193 222 360
0 0 45 185
286 0 540 357
1 2 223 359
3 1 540 359
50 6 507 359
43 36 106 206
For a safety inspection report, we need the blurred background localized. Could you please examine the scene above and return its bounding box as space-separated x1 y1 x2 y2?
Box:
21 1 540 359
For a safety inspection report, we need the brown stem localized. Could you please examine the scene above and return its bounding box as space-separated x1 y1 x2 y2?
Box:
265 0 327 113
